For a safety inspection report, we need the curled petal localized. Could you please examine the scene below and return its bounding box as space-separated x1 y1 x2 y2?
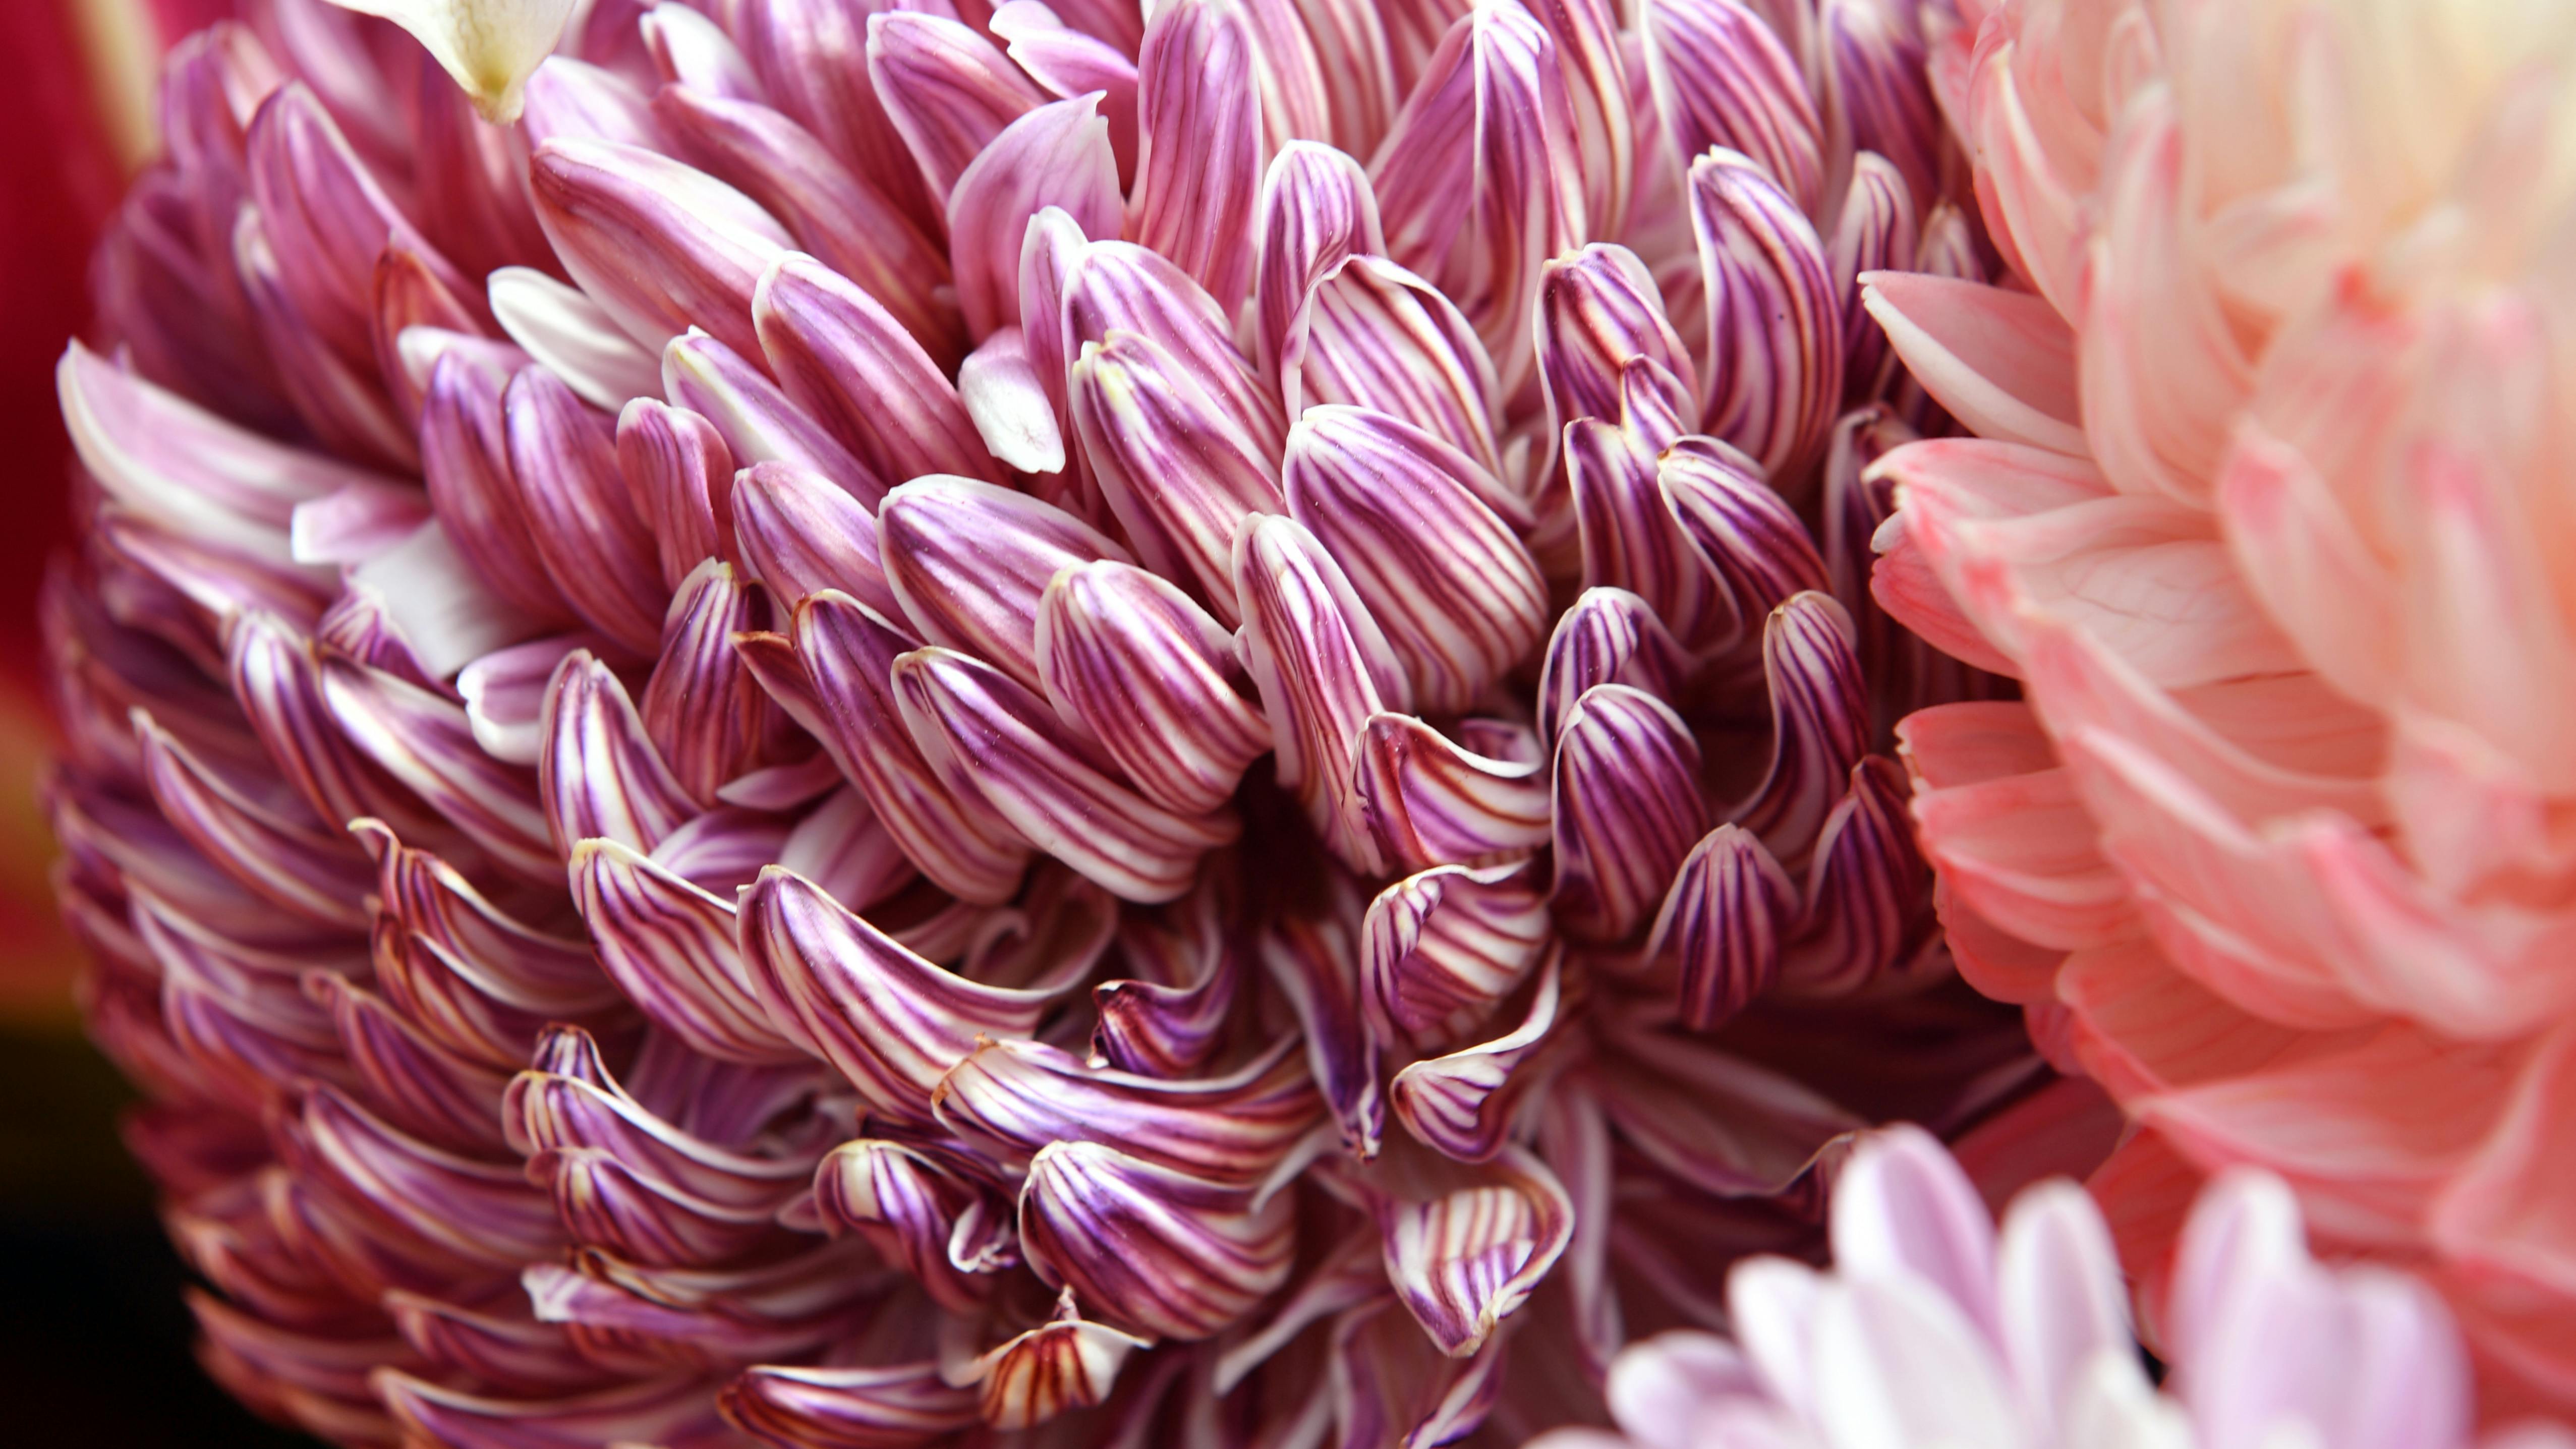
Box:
1021 1141 1297 1341
1390 952 1567 1162
1539 243 1700 443
880 475 1133 693
133 714 373 928
644 560 773 805
664 329 885 504
756 253 998 488
1035 561 1272 817
1092 891 1243 1077
1785 756 1933 997
508 1027 823 1216
1647 824 1796 1030
948 96 1124 339
1368 1143 1575 1356
1252 140 1388 381
1535 587 1689 746
1643 0 1824 214
1282 256 1503 484
893 647 1240 903
1690 149 1844 480
1067 329 1283 621
504 365 668 655
376 1371 732 1449
653 84 963 364
1234 513 1408 874
1568 402 1721 650
961 1291 1151 1430
1362 861 1552 1053
779 785 918 912
1658 435 1833 652
1287 405 1545 713
541 651 699 857
723 1362 982 1448
289 1084 564 1269
990 5 1142 183
869 11 1046 207
335 0 576 122
783 592 1034 905
737 866 1083 1121
1258 908 1382 1159
323 660 557 881
812 1137 1017 1311
729 460 900 618
1551 684 1709 943
1060 239 1282 458
528 137 791 364
305 972 514 1156
569 838 805 1066
935 1035 1323 1185
1828 153 1919 401
1731 593 1870 865
616 397 737 593
1353 713 1553 873
735 0 943 234
523 1237 877 1367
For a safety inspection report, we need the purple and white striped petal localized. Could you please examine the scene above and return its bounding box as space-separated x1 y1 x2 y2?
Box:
652 84 964 365
1828 152 1919 403
1250 141 1386 382
641 560 772 806
1730 592 1869 865
540 651 699 856
662 329 886 504
1823 0 1941 209
615 398 736 593
1647 823 1795 1029
1233 513 1407 875
879 475 1134 693
419 346 574 632
725 1362 982 1447
737 865 1086 1120
305 972 514 1156
735 0 942 234
522 1237 874 1365
1035 561 1273 817
1366 1143 1574 1356
1783 755 1931 997
1567 405 1721 651
1361 860 1552 1053
322 659 558 882
934 1035 1323 1185
568 838 805 1066
1066 329 1283 621
1257 906 1382 1158
1535 587 1689 746
1021 1141 1297 1341
1352 712 1553 872
1389 951 1567 1163
503 366 667 656
1131 0 1265 311
1278 0 1399 155
1284 405 1544 713
132 714 373 928
1690 149 1844 480
778 785 918 912
963 1291 1150 1430
357 818 618 1038
811 1137 1017 1311
1550 683 1709 942
756 253 1000 487
379 1290 615 1396
1538 244 1700 445
528 137 791 365
947 96 1124 339
782 591 1035 905
891 646 1240 903
520 56 671 154
286 1084 565 1269
1059 239 1283 457
868 11 1046 206
1280 256 1502 484
1642 0 1825 215
1528 0 1635 241
1371 4 1585 396
728 460 901 618
374 1372 732 1449
1659 435 1832 654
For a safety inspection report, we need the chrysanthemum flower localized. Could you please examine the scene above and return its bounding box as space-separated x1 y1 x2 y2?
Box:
1863 0 2576 1417
54 0 2068 1442
1535 1126 2576 1449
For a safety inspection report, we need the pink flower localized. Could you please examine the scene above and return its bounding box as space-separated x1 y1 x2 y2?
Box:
1864 0 2576 1416
1538 1125 2576 1449
51 0 2078 1444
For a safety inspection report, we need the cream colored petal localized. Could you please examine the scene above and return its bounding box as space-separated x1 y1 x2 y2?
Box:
327 0 577 122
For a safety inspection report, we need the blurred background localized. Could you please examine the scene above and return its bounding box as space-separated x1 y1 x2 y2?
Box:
1 0 304 1440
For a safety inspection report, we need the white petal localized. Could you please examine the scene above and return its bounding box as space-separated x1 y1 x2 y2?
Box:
488 266 665 411
325 0 579 122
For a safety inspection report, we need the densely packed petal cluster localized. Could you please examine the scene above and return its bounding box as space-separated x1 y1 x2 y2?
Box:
54 0 2080 1442
1862 0 2576 1413
1535 1126 2576 1449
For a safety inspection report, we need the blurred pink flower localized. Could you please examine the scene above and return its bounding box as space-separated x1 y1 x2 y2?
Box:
1863 0 2576 1417
1538 1125 2576 1449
